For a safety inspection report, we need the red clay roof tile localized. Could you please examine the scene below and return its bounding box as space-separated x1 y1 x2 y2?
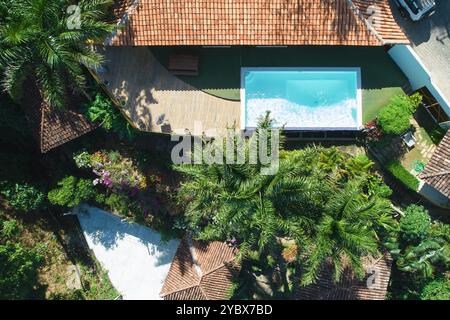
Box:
22 80 97 153
420 130 450 199
109 0 408 46
160 237 239 300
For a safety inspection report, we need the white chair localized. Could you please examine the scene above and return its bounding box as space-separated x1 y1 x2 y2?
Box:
402 131 416 149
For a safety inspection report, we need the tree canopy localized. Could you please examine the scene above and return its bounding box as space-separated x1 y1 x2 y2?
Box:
0 0 115 108
174 116 396 286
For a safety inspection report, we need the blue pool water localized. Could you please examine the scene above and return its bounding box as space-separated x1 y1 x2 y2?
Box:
241 68 362 130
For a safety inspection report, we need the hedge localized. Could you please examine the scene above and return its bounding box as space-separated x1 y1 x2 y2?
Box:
378 93 422 135
386 160 420 191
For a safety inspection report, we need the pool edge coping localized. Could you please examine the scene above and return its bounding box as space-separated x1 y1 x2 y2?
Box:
240 67 363 131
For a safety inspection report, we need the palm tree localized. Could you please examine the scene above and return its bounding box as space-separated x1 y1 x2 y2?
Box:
175 113 318 258
175 114 396 289
300 178 393 285
0 0 115 108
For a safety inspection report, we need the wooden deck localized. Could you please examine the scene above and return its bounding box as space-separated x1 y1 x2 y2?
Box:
97 47 240 136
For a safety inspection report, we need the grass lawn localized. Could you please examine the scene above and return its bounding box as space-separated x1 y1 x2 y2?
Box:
151 46 408 123
362 87 405 123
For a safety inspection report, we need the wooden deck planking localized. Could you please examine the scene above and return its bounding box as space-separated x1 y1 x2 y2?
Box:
98 47 240 136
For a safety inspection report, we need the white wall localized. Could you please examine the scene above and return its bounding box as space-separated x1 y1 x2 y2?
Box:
388 45 450 122
419 183 450 208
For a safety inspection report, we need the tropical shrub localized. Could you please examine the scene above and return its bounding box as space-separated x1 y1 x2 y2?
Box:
400 205 431 243
388 212 449 295
367 175 393 198
386 160 420 191
48 176 98 208
0 241 43 299
0 183 45 212
85 94 135 140
344 154 374 178
377 93 422 135
420 278 450 300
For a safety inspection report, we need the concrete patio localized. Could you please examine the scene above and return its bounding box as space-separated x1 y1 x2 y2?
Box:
76 205 179 300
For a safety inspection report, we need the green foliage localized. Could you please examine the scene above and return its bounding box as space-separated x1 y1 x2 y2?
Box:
74 149 146 192
85 94 135 140
420 278 450 300
377 93 422 135
0 241 43 299
395 239 448 277
1 219 20 239
0 182 45 212
0 0 115 108
400 205 431 243
48 176 97 208
344 154 374 178
79 264 119 300
386 160 419 191
48 263 119 300
175 116 396 287
73 151 92 169
388 211 449 299
225 280 240 300
105 193 130 216
301 178 393 285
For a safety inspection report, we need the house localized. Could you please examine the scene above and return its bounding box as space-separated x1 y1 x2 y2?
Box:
98 0 410 135
22 80 97 153
295 253 393 300
160 236 240 300
161 236 393 300
419 130 450 208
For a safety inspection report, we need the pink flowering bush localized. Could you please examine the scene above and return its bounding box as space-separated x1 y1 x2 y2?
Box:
74 150 147 194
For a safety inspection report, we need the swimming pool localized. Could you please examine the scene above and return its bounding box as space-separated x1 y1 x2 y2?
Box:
241 67 362 130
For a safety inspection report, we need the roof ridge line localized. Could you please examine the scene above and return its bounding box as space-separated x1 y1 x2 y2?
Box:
187 236 204 277
160 283 205 298
420 170 450 179
198 256 237 278
345 0 385 45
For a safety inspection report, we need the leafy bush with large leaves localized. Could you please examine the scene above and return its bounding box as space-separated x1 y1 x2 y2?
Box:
85 94 135 140
387 206 450 300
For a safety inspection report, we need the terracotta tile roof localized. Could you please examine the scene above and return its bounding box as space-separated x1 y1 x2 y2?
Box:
108 0 408 46
22 81 98 153
160 237 240 300
351 0 409 44
419 130 450 199
295 253 393 300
